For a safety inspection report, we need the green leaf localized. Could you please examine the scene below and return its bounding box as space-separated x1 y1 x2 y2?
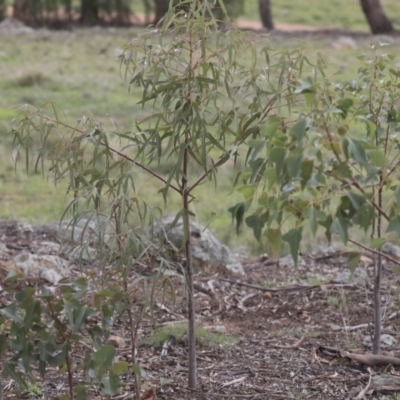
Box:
227 202 247 234
348 139 368 167
387 216 400 236
294 78 315 94
236 185 254 202
265 228 281 258
282 228 302 267
265 116 282 135
0 303 23 324
248 139 266 161
3 363 27 388
290 119 307 145
300 159 313 189
92 345 116 379
337 97 354 118
245 215 265 242
369 150 386 167
308 207 318 236
74 385 88 400
111 361 129 375
101 373 119 396
371 238 386 249
348 252 361 273
132 364 147 378
330 218 350 244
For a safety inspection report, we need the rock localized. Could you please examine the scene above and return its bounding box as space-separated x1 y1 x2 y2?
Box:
363 333 397 348
108 335 126 348
0 17 34 34
370 374 400 391
43 215 112 247
204 325 227 334
333 267 368 285
35 241 60 255
332 36 358 50
152 216 244 275
279 254 303 268
12 252 69 284
0 242 9 256
382 242 400 261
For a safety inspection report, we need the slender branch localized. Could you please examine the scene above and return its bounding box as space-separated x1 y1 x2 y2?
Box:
348 238 399 265
42 116 181 194
105 146 181 193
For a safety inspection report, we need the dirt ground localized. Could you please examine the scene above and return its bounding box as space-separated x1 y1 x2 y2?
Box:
1 220 400 399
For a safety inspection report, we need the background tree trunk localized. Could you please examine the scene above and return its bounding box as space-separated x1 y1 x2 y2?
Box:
13 0 30 23
153 0 169 25
359 0 394 34
81 0 99 25
259 0 274 30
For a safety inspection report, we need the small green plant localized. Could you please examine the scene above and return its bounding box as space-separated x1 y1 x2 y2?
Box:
327 295 340 308
0 276 137 399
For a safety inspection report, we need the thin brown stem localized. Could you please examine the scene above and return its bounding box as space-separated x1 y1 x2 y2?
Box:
113 205 142 399
348 238 399 264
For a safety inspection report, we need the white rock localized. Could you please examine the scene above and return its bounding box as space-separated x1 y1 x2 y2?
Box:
333 268 368 285
152 216 244 275
13 252 69 284
382 242 400 260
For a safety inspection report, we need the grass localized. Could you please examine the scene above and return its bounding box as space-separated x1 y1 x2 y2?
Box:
242 0 400 31
143 322 237 349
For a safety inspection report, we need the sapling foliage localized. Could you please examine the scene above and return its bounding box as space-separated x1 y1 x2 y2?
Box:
234 46 400 355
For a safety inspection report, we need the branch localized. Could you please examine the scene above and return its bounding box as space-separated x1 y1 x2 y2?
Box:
43 116 182 194
348 238 399 264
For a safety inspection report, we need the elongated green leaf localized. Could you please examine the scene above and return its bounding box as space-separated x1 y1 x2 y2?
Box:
348 252 361 273
330 218 350 244
245 215 265 242
228 202 247 234
3 363 27 388
387 216 400 236
265 228 282 258
282 228 302 267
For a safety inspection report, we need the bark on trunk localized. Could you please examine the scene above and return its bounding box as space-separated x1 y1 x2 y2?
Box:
359 0 394 34
13 0 30 23
153 0 169 25
259 0 274 31
81 0 99 25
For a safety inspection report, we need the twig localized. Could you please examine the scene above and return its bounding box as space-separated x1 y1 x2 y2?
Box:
349 239 399 264
218 277 318 293
270 336 306 349
356 368 373 399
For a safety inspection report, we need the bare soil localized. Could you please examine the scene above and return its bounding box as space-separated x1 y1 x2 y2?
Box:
1 220 400 399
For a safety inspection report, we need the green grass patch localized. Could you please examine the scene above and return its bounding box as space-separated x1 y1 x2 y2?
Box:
143 323 237 349
242 0 400 31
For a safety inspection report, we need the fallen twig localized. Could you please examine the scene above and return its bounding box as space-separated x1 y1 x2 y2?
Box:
270 336 306 349
356 368 373 399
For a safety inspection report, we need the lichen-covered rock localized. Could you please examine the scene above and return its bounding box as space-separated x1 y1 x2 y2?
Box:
12 252 69 284
43 215 112 247
152 215 244 275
